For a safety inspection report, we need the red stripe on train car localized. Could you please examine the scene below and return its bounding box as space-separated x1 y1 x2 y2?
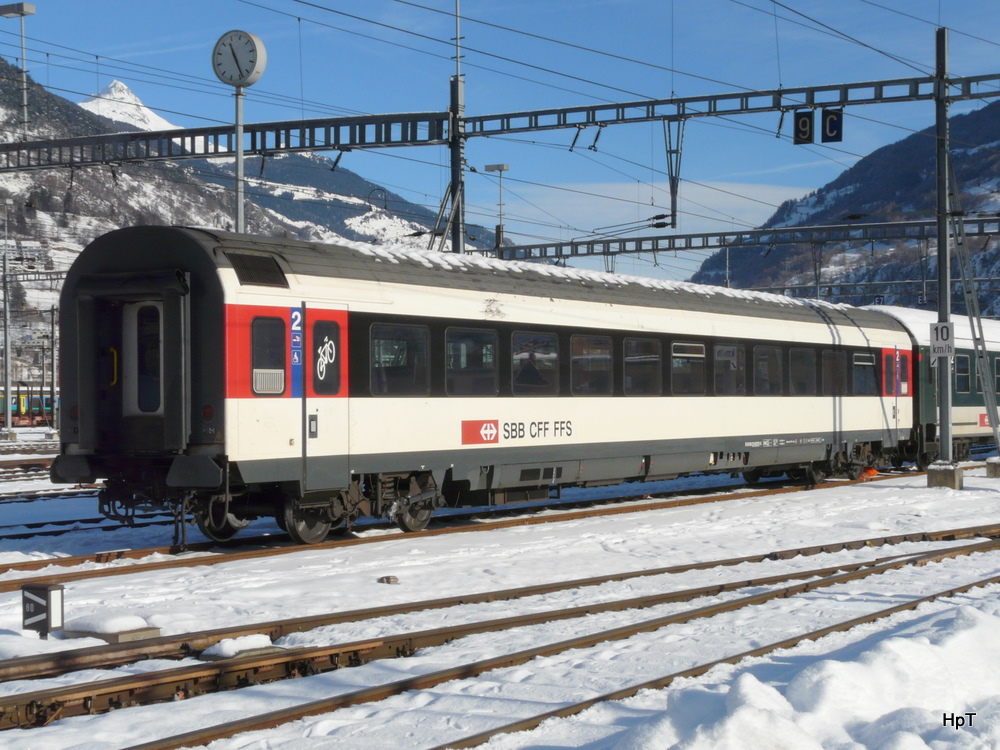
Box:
225 304 293 399
225 304 350 399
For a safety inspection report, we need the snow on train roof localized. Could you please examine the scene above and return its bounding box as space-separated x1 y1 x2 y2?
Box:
327 237 892 324
174 226 899 330
347 238 830 307
868 305 1000 347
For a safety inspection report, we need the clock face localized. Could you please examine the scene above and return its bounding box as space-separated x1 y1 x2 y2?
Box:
212 30 267 87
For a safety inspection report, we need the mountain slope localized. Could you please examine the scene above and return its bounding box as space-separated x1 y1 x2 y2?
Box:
690 99 1000 303
0 63 485 382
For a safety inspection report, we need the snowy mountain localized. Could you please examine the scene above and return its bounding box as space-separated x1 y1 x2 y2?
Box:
74 79 490 250
690 100 1000 313
78 80 176 132
0 62 489 383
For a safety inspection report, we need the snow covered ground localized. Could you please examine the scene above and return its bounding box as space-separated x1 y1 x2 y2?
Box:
0 463 999 749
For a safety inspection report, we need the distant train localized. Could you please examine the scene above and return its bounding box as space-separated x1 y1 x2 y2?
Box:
50 226 1000 544
0 384 58 427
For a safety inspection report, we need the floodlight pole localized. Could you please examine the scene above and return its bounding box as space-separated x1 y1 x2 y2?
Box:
0 3 35 141
2 197 12 440
484 163 508 248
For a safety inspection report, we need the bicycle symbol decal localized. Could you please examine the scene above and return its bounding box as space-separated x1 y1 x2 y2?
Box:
316 336 337 381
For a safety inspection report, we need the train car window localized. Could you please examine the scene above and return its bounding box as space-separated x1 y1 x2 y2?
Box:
853 353 878 395
571 335 612 396
822 350 848 396
884 353 896 396
753 346 782 396
252 317 286 396
671 342 705 395
955 354 971 394
132 304 161 412
713 344 745 396
370 324 430 396
446 328 498 396
789 348 817 396
624 338 662 396
312 320 341 395
883 352 911 396
995 357 1000 395
512 332 559 396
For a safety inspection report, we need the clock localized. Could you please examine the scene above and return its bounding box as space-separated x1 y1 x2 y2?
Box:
212 30 267 87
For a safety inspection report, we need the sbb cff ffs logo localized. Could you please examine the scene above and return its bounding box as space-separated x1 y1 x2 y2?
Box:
462 420 499 444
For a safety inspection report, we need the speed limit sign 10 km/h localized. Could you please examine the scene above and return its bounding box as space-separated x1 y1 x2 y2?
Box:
930 322 955 359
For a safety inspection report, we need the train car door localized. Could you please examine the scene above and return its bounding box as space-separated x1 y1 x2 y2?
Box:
883 347 910 439
300 304 350 491
76 272 189 455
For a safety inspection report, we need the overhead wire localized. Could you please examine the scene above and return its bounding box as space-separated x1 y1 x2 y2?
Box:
384 0 756 94
273 0 1000 232
857 0 1000 51
281 0 655 100
767 0 933 75
7 1 1000 268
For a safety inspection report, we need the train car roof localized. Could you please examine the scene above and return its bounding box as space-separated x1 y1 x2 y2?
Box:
81 226 905 333
868 305 1000 348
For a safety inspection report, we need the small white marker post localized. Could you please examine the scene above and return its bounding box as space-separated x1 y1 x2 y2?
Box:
21 583 64 639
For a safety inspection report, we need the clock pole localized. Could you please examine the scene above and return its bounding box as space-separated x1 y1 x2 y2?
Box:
212 30 266 235
235 84 245 233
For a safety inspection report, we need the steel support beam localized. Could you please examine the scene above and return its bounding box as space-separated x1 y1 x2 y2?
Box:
0 71 997 173
496 218 1000 260
749 278 1000 300
0 112 451 172
464 72 1000 137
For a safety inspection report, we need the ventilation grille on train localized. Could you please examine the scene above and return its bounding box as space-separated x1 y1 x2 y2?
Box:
253 369 285 394
225 252 289 287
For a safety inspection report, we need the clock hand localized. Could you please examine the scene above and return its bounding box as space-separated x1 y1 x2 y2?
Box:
229 43 241 72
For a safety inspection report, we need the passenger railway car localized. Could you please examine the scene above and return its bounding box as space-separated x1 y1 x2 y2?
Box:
875 306 1000 463
53 226 918 543
0 386 57 426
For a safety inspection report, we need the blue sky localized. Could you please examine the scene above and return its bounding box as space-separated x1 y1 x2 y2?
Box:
10 1 1000 278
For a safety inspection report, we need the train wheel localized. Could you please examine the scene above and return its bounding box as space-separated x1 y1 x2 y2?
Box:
196 499 250 542
395 503 433 532
804 464 826 486
282 499 332 545
742 469 761 484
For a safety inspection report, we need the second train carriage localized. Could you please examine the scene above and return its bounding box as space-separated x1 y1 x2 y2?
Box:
875 306 1000 463
52 226 916 543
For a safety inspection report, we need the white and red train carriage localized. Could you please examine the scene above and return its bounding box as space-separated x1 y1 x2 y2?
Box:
52 226 915 543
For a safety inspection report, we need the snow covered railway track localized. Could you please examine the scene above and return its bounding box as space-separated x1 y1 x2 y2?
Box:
0 529 998 733
434 562 1000 750
0 457 54 488
0 470 929 590
0 486 96 502
0 512 174 541
1 525 976 684
0 443 57 457
17 538 996 749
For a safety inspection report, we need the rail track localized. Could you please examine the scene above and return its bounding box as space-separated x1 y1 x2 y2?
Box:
1 521 995 686
0 512 174 541
0 468 942 593
4 533 996 746
0 441 57 457
0 457 54 489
